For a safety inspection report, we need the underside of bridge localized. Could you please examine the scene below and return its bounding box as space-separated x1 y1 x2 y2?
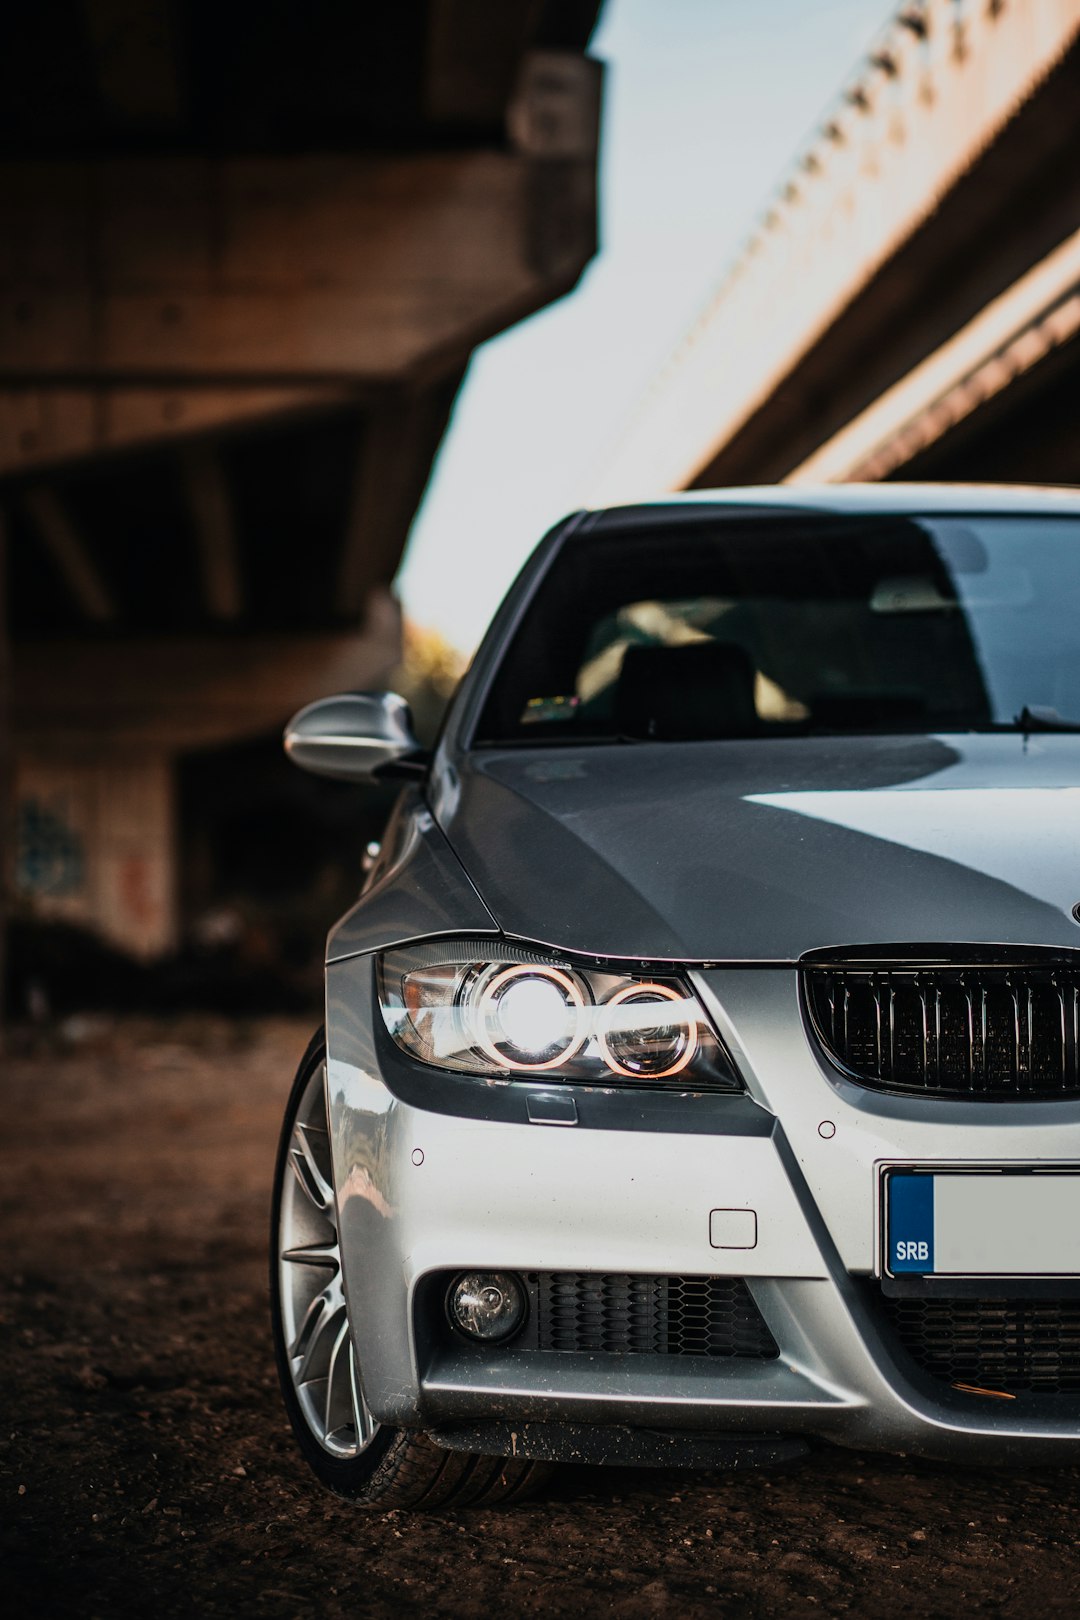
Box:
698 36 1080 490
593 0 1080 502
1 0 602 987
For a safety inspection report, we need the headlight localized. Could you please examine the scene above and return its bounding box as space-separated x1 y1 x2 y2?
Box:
377 940 740 1090
598 982 698 1079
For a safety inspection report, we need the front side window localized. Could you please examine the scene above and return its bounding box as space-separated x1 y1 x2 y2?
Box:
474 513 1080 744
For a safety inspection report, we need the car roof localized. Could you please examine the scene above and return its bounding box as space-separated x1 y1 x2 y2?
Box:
587 482 1080 530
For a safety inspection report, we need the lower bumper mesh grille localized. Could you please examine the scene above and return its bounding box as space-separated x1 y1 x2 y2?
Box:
880 1292 1080 1393
535 1272 778 1359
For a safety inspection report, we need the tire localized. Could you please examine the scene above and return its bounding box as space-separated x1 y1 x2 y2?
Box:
270 1029 551 1508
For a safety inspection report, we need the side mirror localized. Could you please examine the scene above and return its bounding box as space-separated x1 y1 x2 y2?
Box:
283 692 426 783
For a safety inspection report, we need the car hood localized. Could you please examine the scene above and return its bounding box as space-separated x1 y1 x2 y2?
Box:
438 734 1080 961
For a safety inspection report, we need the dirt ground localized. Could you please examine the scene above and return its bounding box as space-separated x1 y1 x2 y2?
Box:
4 1017 1080 1619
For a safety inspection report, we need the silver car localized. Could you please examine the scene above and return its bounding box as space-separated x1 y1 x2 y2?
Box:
271 484 1080 1507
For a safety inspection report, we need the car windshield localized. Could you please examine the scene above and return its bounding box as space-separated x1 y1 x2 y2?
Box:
474 512 1080 744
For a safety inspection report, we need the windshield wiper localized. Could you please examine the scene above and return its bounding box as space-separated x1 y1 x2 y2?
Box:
1013 705 1080 734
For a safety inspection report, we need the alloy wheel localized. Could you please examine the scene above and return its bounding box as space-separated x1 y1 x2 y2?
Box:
276 1062 378 1458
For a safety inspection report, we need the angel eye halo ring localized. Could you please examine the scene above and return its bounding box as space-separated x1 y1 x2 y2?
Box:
376 940 740 1092
470 962 588 1072
598 981 699 1080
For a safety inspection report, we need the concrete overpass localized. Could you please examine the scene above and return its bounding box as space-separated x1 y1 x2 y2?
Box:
1 0 602 969
592 0 1080 500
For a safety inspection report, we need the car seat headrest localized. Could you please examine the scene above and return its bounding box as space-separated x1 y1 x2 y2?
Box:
614 640 759 740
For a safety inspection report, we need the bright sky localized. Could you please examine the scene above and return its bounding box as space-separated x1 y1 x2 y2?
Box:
396 0 889 654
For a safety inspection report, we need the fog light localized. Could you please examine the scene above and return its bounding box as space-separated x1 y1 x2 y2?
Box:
446 1272 526 1342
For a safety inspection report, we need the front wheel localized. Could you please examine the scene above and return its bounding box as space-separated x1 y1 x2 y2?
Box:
270 1031 550 1508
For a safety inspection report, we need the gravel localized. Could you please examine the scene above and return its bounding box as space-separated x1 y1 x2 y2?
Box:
4 1015 1080 1618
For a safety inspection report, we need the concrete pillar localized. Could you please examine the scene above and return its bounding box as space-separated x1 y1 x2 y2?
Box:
14 751 177 960
0 512 10 1033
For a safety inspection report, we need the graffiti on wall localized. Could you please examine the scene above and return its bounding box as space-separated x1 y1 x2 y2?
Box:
16 797 86 899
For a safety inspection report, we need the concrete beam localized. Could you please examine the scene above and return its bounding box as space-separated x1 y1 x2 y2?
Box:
12 621 402 751
1 383 351 475
0 509 10 1033
590 0 1080 502
337 379 462 616
1 155 538 379
182 445 242 621
21 486 115 622
425 0 535 126
0 48 600 476
787 226 1080 484
80 0 183 128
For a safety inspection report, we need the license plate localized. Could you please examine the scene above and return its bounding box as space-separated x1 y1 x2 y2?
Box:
884 1170 1080 1278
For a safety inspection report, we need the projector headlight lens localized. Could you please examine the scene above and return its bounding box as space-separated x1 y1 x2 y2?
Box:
447 1272 527 1342
377 941 739 1090
599 982 698 1079
473 963 587 1070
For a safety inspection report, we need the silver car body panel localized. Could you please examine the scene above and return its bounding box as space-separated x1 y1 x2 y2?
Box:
327 793 497 963
435 734 1080 962
320 486 1080 1465
325 947 1080 1463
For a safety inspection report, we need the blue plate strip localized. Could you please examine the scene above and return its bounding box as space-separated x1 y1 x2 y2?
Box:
888 1174 935 1273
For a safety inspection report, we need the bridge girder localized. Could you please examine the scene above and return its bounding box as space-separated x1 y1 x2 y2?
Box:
591 0 1080 501
0 1 603 965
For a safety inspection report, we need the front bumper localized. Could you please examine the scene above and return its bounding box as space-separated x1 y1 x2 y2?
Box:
325 955 1080 1464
